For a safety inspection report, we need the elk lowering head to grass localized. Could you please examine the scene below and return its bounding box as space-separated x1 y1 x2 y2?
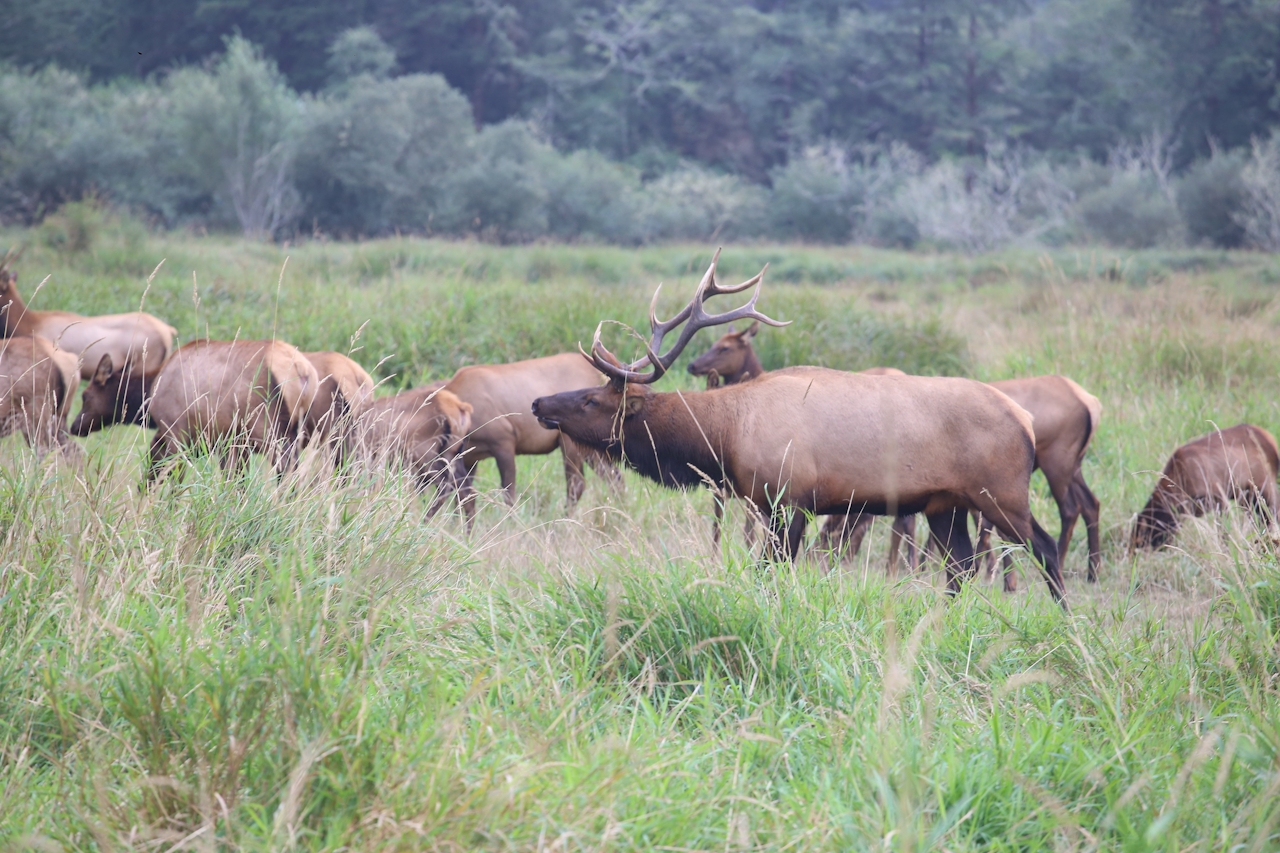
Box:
301 351 375 464
347 384 474 493
0 335 81 459
0 248 176 379
144 339 319 482
1131 423 1278 550
531 251 1067 604
70 353 156 436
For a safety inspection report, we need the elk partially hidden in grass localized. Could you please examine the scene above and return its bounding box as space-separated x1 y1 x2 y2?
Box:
0 335 81 459
301 351 375 466
686 323 918 572
439 354 622 531
345 384 474 494
532 250 1066 605
1131 423 1279 550
973 376 1103 589
144 339 319 482
0 248 175 379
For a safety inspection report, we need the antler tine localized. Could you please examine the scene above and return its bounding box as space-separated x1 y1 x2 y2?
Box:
587 321 667 385
690 267 790 331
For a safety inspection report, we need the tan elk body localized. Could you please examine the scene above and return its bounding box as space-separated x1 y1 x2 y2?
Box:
532 252 1066 603
1132 423 1278 549
145 339 319 481
348 385 474 491
0 256 176 379
441 353 620 528
688 323 918 571
302 352 375 462
0 336 81 458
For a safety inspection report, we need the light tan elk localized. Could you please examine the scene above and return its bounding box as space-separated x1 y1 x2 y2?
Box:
0 335 81 459
440 354 621 529
302 351 375 462
0 250 176 378
347 384 474 492
687 325 917 571
145 339 318 482
531 251 1066 604
1131 423 1278 550
974 376 1103 590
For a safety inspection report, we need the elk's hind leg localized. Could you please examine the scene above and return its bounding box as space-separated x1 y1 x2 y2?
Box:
817 513 872 573
1071 472 1103 581
983 507 1065 606
927 508 978 596
766 507 807 562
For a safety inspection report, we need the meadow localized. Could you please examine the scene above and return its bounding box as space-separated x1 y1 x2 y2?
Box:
1 219 1280 850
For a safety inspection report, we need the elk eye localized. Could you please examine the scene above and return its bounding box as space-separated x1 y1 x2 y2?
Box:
584 398 597 407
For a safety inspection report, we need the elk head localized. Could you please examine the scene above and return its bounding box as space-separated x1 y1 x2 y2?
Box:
531 250 787 448
71 354 149 435
687 320 760 385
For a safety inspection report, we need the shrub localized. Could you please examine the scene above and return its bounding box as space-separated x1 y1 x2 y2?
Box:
1075 173 1182 248
768 145 866 243
1177 151 1247 248
636 166 767 243
166 37 306 239
1238 132 1280 251
326 26 397 85
441 121 552 242
542 149 642 244
294 73 474 237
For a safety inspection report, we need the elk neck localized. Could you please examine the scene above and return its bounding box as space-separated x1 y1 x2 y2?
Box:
0 286 32 337
618 387 733 491
724 346 765 385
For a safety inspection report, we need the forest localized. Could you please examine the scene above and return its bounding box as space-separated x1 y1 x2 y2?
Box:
2 0 1280 247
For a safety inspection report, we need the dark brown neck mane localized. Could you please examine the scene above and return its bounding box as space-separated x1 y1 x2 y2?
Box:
612 390 733 490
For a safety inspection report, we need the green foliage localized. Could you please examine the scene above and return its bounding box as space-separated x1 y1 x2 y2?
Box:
1177 151 1248 248
1076 174 1182 249
0 233 1277 845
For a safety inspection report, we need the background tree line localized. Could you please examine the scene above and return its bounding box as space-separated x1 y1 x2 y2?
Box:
2 0 1280 249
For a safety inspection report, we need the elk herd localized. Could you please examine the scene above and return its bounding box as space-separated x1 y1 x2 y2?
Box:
1 247 1277 608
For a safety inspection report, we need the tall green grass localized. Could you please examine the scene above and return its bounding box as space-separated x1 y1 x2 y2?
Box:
1 228 1279 849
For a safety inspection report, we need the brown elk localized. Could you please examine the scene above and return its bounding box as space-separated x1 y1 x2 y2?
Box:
0 336 81 459
346 384 474 492
687 327 917 571
301 351 375 463
974 376 1103 590
531 252 1066 604
70 353 156 435
144 339 319 482
439 354 622 529
1131 423 1278 550
0 250 176 379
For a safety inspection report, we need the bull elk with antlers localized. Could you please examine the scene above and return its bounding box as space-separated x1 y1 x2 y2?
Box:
531 251 1066 604
0 248 176 379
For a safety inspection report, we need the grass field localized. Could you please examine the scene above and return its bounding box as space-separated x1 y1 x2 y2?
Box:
2 222 1280 850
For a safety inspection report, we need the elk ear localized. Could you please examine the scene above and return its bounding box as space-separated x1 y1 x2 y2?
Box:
452 402 473 435
624 395 644 416
92 354 114 385
742 320 760 339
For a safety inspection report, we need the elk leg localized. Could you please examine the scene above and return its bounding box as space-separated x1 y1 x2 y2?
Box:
494 448 518 505
711 494 724 546
985 509 1065 606
927 508 977 596
1002 552 1017 592
561 444 587 507
888 515 916 575
766 508 806 562
897 514 920 574
146 431 180 486
973 511 997 579
1072 473 1103 582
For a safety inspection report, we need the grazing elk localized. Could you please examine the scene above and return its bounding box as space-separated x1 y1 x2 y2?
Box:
302 351 375 463
70 353 156 435
0 336 81 459
440 354 621 529
974 376 1103 590
532 251 1066 604
687 325 917 571
347 384 474 493
1131 423 1278 550
0 249 176 379
144 339 319 482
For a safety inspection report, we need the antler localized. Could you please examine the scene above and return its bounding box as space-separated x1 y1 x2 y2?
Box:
0 246 21 275
587 248 789 385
